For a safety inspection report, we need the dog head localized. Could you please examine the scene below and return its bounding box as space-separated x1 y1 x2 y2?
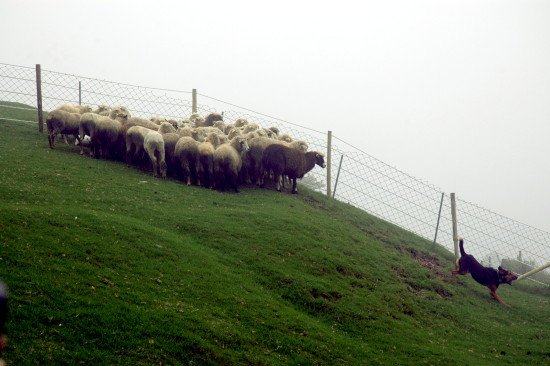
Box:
498 266 518 285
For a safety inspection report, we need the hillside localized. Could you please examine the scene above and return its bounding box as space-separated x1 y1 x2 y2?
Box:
0 102 549 365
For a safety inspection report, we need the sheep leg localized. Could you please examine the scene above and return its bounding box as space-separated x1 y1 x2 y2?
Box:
291 178 298 194
125 144 134 165
63 134 69 145
276 175 282 192
48 128 58 148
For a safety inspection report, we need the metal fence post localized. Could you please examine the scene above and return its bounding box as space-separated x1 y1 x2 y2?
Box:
326 131 332 198
192 88 197 113
432 192 445 250
451 193 459 259
78 81 81 105
332 155 344 198
35 64 43 133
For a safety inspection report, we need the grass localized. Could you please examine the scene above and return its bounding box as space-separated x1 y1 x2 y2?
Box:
0 101 549 365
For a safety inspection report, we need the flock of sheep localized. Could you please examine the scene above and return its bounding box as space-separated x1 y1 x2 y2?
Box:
45 104 326 193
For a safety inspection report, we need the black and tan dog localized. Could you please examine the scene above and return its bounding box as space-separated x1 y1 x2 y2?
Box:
452 238 518 304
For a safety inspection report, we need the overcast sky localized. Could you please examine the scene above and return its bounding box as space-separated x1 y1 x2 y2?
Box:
1 0 549 232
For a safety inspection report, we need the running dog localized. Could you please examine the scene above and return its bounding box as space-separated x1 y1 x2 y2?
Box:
452 238 517 304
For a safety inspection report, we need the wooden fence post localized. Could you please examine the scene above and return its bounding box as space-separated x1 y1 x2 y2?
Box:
35 64 43 133
326 131 332 198
451 193 459 259
192 88 197 113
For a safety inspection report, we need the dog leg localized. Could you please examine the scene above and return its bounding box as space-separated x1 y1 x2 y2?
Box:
489 286 505 304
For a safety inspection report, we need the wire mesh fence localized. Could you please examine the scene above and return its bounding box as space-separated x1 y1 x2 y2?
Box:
0 62 548 285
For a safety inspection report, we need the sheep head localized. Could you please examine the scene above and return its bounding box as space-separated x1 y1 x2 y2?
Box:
231 136 249 154
315 152 326 168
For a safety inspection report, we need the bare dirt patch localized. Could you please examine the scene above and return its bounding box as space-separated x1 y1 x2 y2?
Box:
398 246 453 282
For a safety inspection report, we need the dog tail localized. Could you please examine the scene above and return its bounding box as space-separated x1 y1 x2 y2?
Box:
459 238 466 256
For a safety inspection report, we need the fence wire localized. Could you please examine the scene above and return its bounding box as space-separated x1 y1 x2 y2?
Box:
0 62 548 285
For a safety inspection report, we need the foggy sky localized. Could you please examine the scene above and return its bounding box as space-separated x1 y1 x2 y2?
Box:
1 0 549 232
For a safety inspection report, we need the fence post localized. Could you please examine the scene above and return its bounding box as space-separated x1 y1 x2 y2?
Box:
78 81 81 105
451 193 459 259
332 154 344 198
326 131 332 198
432 192 445 250
35 64 43 133
192 89 197 113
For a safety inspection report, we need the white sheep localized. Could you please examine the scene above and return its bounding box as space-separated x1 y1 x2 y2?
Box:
196 133 221 188
188 113 205 127
126 117 159 131
227 128 242 140
162 132 180 177
278 133 294 143
234 118 249 128
242 123 259 134
150 116 166 125
93 105 111 116
92 116 124 159
178 127 206 142
46 109 82 148
58 104 92 114
79 112 101 155
213 120 226 132
213 136 250 192
158 122 176 134
173 136 200 185
144 131 167 178
109 106 131 120
124 125 151 165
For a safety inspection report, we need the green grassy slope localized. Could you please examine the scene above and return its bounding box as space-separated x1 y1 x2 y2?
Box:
0 102 549 365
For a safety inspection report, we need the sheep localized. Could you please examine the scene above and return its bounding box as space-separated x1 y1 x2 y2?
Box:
288 140 308 152
162 132 180 177
144 131 167 178
92 116 124 159
188 113 204 127
158 122 176 134
177 127 205 142
177 119 192 129
227 128 242 140
57 104 92 114
46 109 81 148
196 133 221 188
124 125 152 166
79 112 130 157
278 133 293 143
213 120 226 132
199 112 223 127
234 118 249 128
268 126 280 136
242 123 259 134
126 117 159 131
173 137 200 185
150 116 166 125
261 144 325 194
109 106 131 120
223 124 236 135
93 105 111 116
213 136 250 192
243 137 284 185
79 112 101 155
